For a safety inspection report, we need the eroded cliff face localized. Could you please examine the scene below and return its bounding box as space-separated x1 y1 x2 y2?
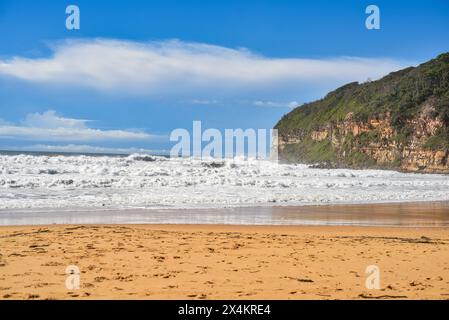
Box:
275 53 449 173
278 105 449 173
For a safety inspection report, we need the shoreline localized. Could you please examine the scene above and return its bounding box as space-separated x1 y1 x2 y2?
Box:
1 223 449 230
1 201 448 227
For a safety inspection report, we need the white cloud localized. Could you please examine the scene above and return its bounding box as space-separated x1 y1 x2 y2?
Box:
0 111 156 142
22 110 91 129
190 99 219 105
287 101 300 109
0 39 410 96
253 100 299 108
0 126 152 142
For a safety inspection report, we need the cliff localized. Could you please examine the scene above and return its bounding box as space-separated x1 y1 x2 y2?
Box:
275 53 449 173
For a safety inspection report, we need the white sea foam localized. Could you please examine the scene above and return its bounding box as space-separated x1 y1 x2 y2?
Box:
0 153 448 209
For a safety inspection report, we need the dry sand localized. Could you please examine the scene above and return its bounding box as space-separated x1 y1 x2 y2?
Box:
0 224 448 300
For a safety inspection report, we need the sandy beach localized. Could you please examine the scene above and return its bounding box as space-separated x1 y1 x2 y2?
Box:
1 223 448 300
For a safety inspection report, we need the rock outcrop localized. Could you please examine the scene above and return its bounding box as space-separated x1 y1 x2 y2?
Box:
275 53 449 173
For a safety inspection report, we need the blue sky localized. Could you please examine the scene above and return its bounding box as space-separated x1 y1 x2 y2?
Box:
0 0 448 153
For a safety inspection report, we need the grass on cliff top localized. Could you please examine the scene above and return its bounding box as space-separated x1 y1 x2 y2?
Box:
275 52 449 136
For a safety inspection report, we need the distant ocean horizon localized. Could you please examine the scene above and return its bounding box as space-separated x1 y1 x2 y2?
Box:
0 149 170 158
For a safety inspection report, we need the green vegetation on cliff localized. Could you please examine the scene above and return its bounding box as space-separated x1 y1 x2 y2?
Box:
275 53 449 171
282 137 337 163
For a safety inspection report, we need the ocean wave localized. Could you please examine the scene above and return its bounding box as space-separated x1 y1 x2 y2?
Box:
0 153 448 209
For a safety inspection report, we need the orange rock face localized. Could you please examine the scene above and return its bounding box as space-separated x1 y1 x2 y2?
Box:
278 109 449 173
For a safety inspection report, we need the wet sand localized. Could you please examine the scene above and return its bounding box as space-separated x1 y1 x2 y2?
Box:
1 223 449 300
2 201 449 227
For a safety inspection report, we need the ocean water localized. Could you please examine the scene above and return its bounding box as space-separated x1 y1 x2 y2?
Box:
1 152 449 210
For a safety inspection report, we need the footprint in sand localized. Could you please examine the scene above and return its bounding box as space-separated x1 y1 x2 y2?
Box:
94 276 108 282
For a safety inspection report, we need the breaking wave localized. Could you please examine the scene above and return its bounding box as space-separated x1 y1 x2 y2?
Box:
1 153 449 209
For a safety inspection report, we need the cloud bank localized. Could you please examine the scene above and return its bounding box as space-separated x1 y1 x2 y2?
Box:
253 100 299 108
0 39 410 96
22 110 91 129
0 111 155 142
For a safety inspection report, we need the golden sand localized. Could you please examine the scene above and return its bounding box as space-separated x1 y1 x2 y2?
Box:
0 224 448 299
